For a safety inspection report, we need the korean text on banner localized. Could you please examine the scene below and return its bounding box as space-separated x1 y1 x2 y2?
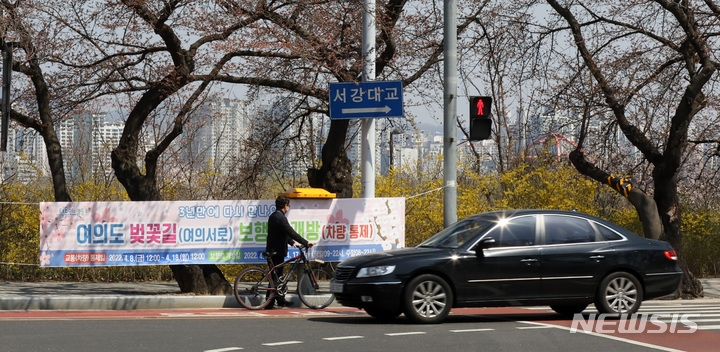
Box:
38 198 405 267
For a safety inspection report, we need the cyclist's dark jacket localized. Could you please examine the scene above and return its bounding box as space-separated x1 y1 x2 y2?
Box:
266 209 309 258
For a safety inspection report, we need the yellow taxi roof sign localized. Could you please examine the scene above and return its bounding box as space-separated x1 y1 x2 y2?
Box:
279 188 336 199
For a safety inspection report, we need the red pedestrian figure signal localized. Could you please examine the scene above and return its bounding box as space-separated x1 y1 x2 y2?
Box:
469 96 492 140
470 96 492 117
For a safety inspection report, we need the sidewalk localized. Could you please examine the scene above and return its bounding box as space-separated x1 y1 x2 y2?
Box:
0 280 331 310
0 278 718 311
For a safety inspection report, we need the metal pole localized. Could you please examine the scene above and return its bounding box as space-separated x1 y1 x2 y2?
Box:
1 41 11 152
361 0 376 198
443 0 458 227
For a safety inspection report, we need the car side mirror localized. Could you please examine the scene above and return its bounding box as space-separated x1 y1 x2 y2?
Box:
475 237 496 258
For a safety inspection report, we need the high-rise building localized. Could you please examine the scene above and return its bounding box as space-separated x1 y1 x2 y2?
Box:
0 121 48 183
187 98 248 175
2 113 129 183
63 113 124 179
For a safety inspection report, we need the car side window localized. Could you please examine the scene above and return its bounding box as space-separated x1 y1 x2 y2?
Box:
435 221 485 248
595 223 624 241
544 215 597 244
485 216 536 247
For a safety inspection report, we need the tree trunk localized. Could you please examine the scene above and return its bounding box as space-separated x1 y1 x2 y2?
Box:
569 149 702 297
307 119 353 198
569 150 661 239
653 167 703 298
171 264 233 295
5 37 72 203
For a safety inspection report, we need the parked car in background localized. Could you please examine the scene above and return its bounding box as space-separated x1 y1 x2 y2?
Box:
330 209 682 323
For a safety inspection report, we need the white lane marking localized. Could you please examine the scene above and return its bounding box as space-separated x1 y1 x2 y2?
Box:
385 332 427 336
262 341 303 346
659 318 720 323
323 336 364 341
640 307 720 312
519 321 686 352
204 348 243 352
687 314 720 317
449 328 494 333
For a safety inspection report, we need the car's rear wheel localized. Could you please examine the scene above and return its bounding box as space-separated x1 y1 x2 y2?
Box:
550 304 588 316
402 274 453 324
595 272 643 315
365 307 402 321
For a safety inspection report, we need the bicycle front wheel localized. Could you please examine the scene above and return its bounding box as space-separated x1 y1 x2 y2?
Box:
234 267 274 310
297 267 335 309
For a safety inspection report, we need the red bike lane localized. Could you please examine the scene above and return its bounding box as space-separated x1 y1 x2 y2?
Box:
453 307 719 352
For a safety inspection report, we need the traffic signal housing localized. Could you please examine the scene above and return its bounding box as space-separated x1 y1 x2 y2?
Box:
469 96 492 140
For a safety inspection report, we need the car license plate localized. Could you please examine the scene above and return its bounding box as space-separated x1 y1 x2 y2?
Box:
330 281 343 293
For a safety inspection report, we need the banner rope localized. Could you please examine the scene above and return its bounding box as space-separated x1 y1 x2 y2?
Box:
0 262 39 266
0 201 38 205
405 186 446 200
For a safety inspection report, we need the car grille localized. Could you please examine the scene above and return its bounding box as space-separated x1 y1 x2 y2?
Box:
334 266 355 281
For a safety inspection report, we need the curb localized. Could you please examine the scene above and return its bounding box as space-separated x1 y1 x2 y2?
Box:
0 293 318 311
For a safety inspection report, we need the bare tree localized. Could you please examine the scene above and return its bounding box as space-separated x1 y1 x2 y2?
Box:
536 0 720 297
1 0 72 202
2 0 490 293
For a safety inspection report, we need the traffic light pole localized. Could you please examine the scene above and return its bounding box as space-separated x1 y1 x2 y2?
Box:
361 0 376 199
443 0 458 227
1 40 11 152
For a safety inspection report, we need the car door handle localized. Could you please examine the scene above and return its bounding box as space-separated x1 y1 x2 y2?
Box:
520 258 538 263
590 255 605 260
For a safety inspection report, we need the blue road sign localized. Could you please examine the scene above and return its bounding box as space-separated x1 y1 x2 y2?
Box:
329 81 403 119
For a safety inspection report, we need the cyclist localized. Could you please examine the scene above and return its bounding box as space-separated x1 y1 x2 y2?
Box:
265 195 313 308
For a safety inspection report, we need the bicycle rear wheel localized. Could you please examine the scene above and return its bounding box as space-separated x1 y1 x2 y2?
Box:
234 267 274 310
297 267 335 309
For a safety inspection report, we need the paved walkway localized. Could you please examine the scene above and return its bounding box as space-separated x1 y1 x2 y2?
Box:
0 281 318 310
0 278 718 311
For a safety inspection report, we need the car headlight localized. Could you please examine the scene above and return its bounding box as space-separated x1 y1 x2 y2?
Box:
356 265 396 278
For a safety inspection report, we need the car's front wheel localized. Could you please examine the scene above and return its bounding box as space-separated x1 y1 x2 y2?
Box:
594 272 643 315
402 274 453 324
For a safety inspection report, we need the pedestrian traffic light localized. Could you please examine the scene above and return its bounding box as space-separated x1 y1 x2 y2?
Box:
469 96 492 140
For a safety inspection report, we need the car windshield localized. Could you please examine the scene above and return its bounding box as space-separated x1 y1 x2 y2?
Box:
419 218 493 249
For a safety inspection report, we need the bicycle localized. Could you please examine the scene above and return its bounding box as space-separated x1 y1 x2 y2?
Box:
233 245 335 310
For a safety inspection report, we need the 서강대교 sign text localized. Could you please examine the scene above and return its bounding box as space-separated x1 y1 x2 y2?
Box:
329 81 403 119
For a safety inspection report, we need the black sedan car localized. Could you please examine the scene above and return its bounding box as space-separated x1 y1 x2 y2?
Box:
330 209 682 323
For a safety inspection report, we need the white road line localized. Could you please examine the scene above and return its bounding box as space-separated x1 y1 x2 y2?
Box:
640 307 720 312
203 348 243 352
691 318 720 322
262 341 303 346
519 321 686 352
688 314 720 317
449 328 494 333
385 332 427 336
322 336 364 341
699 325 720 329
651 313 720 318
642 303 718 306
